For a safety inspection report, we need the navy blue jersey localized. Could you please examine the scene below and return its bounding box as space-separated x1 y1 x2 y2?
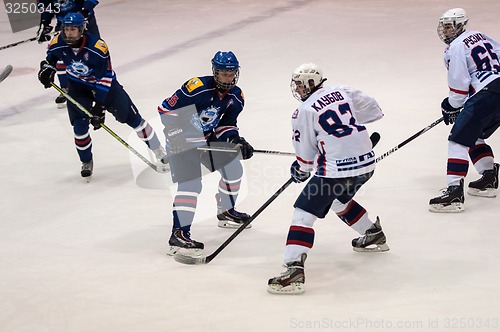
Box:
45 32 115 102
38 0 98 24
158 76 245 142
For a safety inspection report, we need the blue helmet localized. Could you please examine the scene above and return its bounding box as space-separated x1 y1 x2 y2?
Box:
62 12 85 28
211 51 240 91
61 12 86 46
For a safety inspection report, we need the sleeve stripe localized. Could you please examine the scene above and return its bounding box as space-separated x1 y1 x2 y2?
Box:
449 87 469 95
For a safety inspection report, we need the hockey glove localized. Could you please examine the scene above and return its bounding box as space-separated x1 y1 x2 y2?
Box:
90 104 106 130
290 160 311 183
229 136 254 160
38 60 56 89
36 22 53 44
441 98 462 125
165 127 187 155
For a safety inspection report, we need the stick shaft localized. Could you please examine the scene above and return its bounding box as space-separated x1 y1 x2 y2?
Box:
50 83 161 171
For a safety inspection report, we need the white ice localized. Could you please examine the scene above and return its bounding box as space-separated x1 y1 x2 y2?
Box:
1 1 500 331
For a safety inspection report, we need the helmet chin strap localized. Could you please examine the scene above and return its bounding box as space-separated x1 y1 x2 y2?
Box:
303 78 327 101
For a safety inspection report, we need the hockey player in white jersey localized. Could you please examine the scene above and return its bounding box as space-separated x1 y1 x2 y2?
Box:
267 64 389 295
430 8 500 213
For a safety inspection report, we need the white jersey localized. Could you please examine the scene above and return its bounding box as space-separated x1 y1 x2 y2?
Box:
445 30 500 108
291 85 383 178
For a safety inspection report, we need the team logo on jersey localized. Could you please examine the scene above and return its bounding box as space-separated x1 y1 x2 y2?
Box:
185 77 204 92
94 40 109 54
68 60 90 76
292 109 299 119
191 106 221 132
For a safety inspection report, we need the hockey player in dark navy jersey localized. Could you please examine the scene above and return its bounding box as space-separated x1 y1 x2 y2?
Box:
37 0 101 107
38 12 167 180
158 51 254 256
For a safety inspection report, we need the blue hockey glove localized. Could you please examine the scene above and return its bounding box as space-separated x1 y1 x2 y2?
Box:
229 136 254 160
90 104 106 130
441 98 462 125
290 160 311 183
38 60 56 88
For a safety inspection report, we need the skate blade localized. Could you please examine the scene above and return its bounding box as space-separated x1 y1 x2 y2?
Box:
267 282 305 295
217 220 252 229
429 202 464 213
173 253 207 265
167 246 203 258
82 175 92 183
353 242 390 252
56 103 66 109
467 188 497 198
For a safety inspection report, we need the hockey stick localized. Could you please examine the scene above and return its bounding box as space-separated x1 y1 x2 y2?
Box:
0 65 13 83
174 177 295 265
197 132 381 156
50 83 168 173
197 146 295 156
375 117 443 163
0 32 57 51
0 36 37 51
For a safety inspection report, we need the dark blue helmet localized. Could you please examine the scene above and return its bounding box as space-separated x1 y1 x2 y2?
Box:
61 12 86 46
62 12 85 28
211 51 240 91
211 51 239 70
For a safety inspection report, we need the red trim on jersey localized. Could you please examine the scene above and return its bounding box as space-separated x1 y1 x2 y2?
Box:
296 156 313 165
449 86 469 95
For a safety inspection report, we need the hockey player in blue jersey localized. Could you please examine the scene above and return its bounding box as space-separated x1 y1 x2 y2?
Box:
37 0 101 107
158 51 254 256
37 12 167 179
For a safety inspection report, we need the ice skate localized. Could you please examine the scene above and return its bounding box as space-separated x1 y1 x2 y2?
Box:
55 89 67 109
167 229 204 257
352 217 390 252
216 194 251 229
81 160 93 182
468 163 499 198
429 179 464 213
268 253 306 295
153 146 170 173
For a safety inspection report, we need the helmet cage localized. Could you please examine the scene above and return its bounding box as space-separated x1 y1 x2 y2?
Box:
212 68 240 91
437 8 468 44
61 13 86 46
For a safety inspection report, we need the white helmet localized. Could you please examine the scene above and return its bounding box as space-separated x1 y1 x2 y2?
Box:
437 8 468 44
290 63 325 101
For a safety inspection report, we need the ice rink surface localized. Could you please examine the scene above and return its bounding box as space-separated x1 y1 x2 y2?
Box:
1 1 500 331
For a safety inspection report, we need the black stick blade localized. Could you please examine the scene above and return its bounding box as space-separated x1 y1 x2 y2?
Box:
174 253 207 265
370 132 381 148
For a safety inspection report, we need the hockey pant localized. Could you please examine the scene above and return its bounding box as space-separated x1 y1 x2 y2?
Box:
284 174 375 263
172 157 243 232
67 82 162 162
